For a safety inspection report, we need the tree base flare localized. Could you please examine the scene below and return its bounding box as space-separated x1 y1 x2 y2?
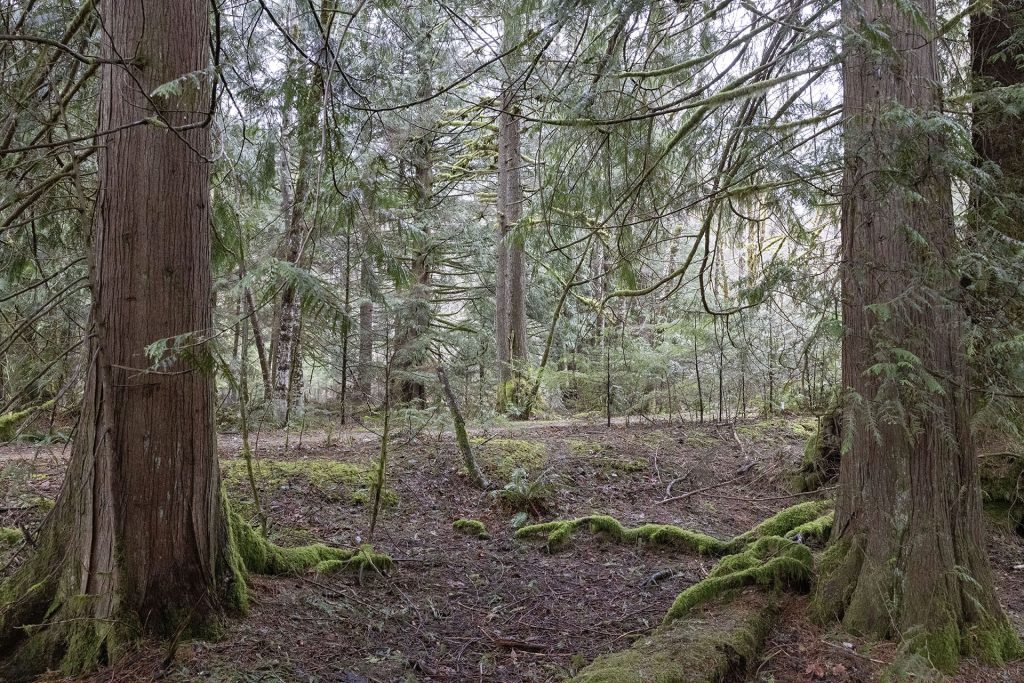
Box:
0 504 392 679
812 533 1023 674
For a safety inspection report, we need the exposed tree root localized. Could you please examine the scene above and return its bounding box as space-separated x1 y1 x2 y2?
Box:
569 592 779 682
515 514 729 554
664 536 811 622
516 499 832 556
518 501 832 649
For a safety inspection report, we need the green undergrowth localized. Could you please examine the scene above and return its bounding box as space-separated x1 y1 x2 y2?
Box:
472 438 546 478
222 458 396 507
453 518 490 539
569 593 778 683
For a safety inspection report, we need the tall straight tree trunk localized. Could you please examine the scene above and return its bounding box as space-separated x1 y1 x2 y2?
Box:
494 13 529 418
0 1 240 673
244 287 273 399
271 132 302 424
392 22 435 407
813 0 1018 670
357 221 375 403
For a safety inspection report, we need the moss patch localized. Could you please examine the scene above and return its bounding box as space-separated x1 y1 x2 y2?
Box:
596 457 647 474
472 438 546 478
569 593 778 683
0 527 23 547
453 518 490 539
223 458 396 507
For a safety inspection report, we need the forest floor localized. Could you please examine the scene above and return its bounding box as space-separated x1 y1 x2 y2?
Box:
1 416 1023 682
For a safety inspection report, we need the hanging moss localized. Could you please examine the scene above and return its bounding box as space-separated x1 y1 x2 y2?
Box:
453 518 490 539
516 515 729 554
664 536 812 623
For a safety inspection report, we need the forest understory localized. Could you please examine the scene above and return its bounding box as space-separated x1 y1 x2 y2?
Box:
2 417 1021 683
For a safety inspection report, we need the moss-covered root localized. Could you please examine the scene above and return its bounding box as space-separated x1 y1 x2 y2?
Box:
453 518 490 539
664 536 812 623
728 499 833 550
570 592 779 683
229 511 391 607
785 511 834 544
515 515 729 554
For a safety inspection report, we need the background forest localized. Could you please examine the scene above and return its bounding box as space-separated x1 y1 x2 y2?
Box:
0 0 1022 682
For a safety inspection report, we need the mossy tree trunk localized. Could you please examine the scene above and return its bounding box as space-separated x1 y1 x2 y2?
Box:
0 0 239 674
815 0 1017 670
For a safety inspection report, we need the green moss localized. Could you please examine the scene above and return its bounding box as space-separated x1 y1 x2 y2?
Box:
729 499 832 549
453 518 490 539
664 536 812 623
566 438 605 455
223 458 396 507
516 515 728 555
569 593 778 683
596 457 647 473
809 536 855 624
784 511 834 543
0 527 23 547
472 438 546 478
965 616 1024 666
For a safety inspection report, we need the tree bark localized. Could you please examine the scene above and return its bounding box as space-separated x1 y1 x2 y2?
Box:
494 13 529 418
814 0 1018 670
0 0 239 673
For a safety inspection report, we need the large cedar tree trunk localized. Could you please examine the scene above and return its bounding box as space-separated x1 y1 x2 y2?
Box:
814 0 1018 670
0 1 239 674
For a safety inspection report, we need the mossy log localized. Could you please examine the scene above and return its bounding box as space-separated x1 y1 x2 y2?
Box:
569 592 779 683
